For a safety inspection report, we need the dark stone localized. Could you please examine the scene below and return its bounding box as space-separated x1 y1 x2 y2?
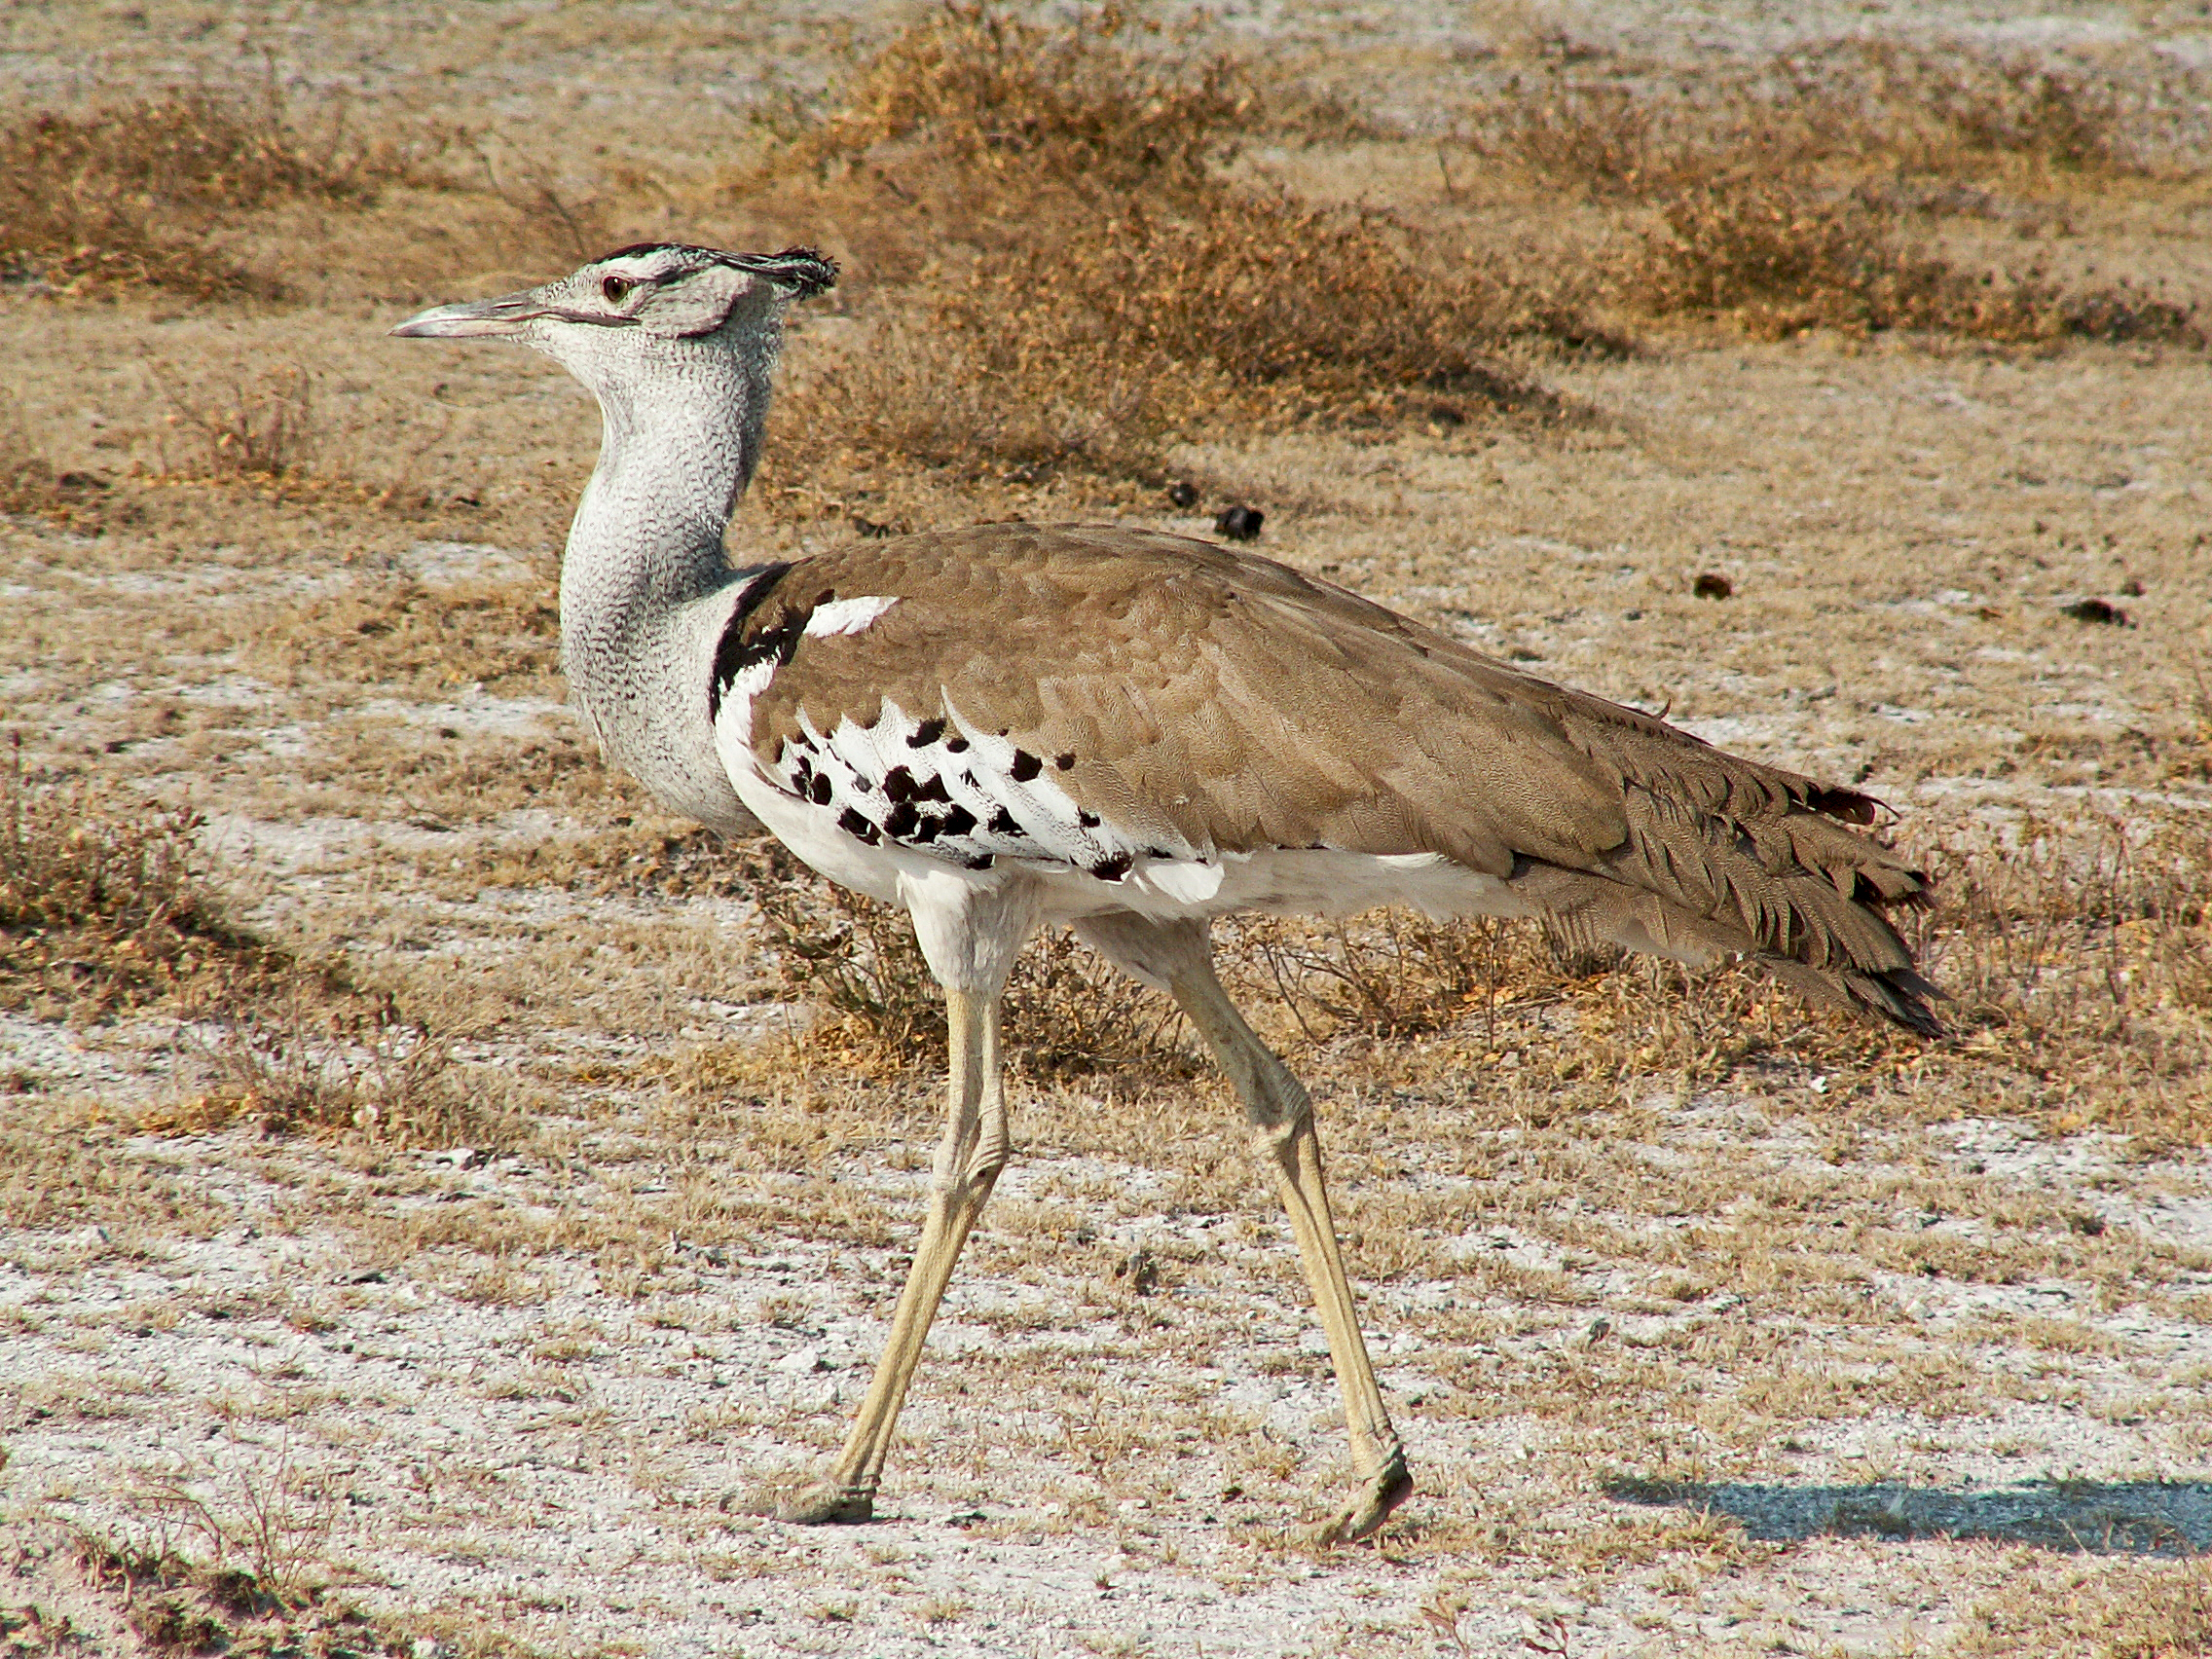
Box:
1167 480 1199 509
1692 571 1733 600
2065 598 2131 626
1214 505 1264 541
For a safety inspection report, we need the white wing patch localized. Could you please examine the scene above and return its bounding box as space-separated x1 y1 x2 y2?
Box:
804 595 901 638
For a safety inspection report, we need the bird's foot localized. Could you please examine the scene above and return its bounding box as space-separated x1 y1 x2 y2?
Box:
775 1479 876 1526
1307 1448 1413 1548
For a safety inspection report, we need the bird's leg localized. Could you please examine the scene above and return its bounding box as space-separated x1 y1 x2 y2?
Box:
777 983 1009 1524
1167 956 1411 1547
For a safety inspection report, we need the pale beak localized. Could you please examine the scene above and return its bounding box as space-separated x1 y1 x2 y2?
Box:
389 290 539 339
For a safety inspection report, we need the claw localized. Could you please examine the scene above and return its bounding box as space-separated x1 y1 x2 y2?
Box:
1308 1449 1413 1547
776 1479 876 1526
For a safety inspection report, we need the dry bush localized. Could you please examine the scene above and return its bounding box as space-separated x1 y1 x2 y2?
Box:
769 2 1249 200
0 743 512 1147
0 741 280 1018
162 989 520 1150
1471 54 2199 344
1909 814 2212 1140
150 361 318 480
0 88 420 299
0 392 128 531
1625 176 2201 345
1471 80 1721 203
1475 48 2172 200
741 843 1195 1080
1831 42 2157 176
751 5 1588 486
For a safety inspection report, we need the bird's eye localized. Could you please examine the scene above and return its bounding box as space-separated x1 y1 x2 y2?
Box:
602 276 633 305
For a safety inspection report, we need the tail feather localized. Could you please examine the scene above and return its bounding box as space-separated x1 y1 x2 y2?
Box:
1506 787 1942 1038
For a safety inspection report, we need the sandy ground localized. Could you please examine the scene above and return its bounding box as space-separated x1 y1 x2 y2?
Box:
4 3 2212 1657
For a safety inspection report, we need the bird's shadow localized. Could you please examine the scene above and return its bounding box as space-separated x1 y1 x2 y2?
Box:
1605 1476 2211 1557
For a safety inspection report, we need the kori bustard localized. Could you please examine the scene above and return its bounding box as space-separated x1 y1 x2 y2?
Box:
393 243 1937 1544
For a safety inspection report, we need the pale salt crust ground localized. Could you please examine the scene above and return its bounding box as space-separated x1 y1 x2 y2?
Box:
3 1112 2209 1657
4 1 2212 1655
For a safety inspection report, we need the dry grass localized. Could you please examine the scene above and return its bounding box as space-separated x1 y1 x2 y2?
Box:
1948 1555 2212 1658
747 5 1592 493
1626 178 2201 345
1470 51 2204 345
0 393 125 531
0 742 515 1148
0 87 424 299
157 991 524 1150
735 801 2209 1146
737 842 1196 1084
151 362 319 481
0 740 277 1019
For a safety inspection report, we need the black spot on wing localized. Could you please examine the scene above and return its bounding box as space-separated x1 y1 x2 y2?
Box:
885 800 920 837
987 807 1021 835
1090 852 1133 882
1010 750 1041 782
908 719 944 748
836 807 880 845
940 805 977 837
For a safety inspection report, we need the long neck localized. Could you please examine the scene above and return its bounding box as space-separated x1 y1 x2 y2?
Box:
554 331 778 830
560 341 769 652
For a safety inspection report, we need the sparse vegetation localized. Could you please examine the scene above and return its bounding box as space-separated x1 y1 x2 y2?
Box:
749 4 1585 490
2 2 2208 1652
0 740 274 1017
152 361 320 480
0 87 422 298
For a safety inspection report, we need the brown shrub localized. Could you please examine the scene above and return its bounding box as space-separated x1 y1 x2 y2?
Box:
770 1 1251 201
1625 175 2201 345
742 842 1194 1080
0 88 419 298
0 740 277 1018
750 4 1589 485
168 990 520 1149
150 362 318 480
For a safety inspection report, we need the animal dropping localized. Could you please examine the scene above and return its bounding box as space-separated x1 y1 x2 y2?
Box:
392 240 1939 1547
1213 503 1265 541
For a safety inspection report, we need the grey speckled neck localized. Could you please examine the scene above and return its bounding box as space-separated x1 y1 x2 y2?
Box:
553 313 785 832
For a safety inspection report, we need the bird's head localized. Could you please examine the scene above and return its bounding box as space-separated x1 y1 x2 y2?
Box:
391 243 836 370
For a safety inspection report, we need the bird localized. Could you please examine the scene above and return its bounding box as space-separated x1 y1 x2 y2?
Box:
392 241 1938 1545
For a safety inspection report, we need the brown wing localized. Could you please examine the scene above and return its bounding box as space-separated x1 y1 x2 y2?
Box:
727 523 1937 1033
